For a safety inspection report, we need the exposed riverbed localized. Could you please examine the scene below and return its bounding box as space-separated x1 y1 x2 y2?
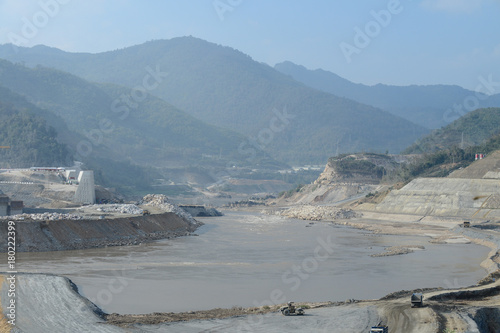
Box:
16 211 490 314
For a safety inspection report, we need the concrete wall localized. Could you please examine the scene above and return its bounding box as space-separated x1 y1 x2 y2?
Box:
375 178 500 218
0 203 7 217
73 171 96 204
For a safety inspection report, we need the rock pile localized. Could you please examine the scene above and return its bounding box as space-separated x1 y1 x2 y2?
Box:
140 194 198 225
80 204 144 215
2 212 84 221
278 205 361 221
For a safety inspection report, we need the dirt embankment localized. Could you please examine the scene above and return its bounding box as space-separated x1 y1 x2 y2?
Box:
0 213 202 252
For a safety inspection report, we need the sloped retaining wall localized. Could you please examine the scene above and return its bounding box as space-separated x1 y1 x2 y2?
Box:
375 178 500 218
0 213 202 252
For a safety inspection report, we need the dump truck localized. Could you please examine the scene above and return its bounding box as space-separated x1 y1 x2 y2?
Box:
411 292 424 307
370 326 388 333
463 221 471 228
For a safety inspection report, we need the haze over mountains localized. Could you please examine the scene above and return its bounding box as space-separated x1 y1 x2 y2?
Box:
0 37 427 164
1 36 499 193
275 61 500 129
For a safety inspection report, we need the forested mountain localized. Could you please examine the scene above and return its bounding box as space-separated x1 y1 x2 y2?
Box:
0 85 161 190
0 38 428 163
0 59 274 166
0 88 70 168
404 107 500 154
274 61 500 129
0 60 284 192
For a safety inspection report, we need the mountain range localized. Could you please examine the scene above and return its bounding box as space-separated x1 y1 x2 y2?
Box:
274 61 500 129
0 37 427 164
2 37 498 193
405 107 500 154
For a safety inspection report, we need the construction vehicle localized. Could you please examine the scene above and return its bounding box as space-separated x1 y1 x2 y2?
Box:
463 221 471 228
280 302 304 316
370 326 388 333
411 292 424 307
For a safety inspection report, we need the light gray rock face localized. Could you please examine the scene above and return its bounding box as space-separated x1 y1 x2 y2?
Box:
375 177 500 218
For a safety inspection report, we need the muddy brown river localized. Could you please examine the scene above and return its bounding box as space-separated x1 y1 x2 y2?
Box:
16 212 490 314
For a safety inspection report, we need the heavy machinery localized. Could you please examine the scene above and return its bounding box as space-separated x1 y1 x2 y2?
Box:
280 302 304 316
411 292 424 307
370 326 388 333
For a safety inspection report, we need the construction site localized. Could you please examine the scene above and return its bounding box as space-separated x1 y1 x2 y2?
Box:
0 166 96 213
0 150 500 332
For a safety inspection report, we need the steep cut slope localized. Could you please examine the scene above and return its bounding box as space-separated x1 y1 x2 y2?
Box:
372 150 500 218
0 38 428 163
275 61 500 129
274 153 399 206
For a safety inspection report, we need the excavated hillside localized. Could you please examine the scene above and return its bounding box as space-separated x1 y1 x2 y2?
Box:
273 153 404 206
367 150 500 219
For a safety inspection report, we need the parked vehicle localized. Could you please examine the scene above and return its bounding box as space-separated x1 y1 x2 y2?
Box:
370 326 388 333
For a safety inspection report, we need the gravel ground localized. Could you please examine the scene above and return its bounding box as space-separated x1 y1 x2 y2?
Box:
3 273 499 333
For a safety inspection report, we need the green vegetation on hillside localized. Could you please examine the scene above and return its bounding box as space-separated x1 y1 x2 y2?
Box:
390 133 500 182
327 153 391 179
0 39 428 163
329 156 385 178
0 101 70 168
405 107 500 154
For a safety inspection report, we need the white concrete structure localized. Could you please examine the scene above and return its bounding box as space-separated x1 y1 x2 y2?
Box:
0 195 8 216
73 171 96 204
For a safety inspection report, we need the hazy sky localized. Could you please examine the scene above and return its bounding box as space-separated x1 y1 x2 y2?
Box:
0 0 499 90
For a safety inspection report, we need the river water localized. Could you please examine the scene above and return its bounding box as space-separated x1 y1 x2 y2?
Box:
17 211 490 314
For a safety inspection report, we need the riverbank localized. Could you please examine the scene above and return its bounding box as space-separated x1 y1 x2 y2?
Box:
0 212 202 252
2 271 498 332
2 210 498 331
264 205 500 274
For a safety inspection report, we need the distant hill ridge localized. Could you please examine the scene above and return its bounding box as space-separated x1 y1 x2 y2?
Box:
274 61 500 129
0 37 428 163
405 107 500 154
0 58 278 192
